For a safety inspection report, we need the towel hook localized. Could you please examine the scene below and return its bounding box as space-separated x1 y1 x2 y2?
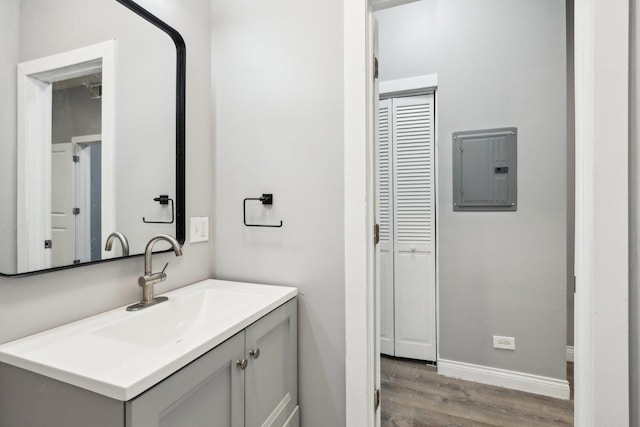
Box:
243 194 283 228
143 195 175 224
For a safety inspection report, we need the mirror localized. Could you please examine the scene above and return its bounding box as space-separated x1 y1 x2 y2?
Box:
0 0 185 275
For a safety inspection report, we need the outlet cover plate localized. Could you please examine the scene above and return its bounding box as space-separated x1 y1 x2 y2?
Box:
493 335 516 351
190 217 209 243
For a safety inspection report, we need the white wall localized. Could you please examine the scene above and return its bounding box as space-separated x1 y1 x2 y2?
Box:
375 0 438 82
0 0 212 344
436 0 567 380
630 0 639 423
210 0 345 425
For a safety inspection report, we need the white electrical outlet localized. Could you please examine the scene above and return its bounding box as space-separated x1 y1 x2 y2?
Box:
190 217 209 243
493 335 516 351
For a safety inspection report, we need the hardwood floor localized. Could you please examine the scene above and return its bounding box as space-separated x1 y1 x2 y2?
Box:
381 356 574 427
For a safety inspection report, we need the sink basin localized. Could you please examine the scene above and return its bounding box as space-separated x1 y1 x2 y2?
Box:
0 279 297 400
92 289 263 348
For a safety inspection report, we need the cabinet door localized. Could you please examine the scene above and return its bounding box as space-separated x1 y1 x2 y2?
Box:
245 299 297 427
126 332 245 427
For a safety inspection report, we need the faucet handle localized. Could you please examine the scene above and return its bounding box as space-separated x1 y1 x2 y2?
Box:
161 262 169 274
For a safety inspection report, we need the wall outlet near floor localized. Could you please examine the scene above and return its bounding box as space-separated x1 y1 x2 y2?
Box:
493 335 516 350
190 217 209 243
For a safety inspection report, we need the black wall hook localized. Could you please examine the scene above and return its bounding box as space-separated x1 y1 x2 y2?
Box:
143 195 175 224
243 194 283 227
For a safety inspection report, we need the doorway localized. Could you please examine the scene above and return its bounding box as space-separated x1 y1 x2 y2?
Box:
374 0 573 424
51 71 103 268
343 0 632 424
378 93 436 362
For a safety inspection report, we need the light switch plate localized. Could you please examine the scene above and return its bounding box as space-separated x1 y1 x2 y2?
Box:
190 217 209 243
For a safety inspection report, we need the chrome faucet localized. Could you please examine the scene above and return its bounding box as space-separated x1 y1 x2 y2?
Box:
126 234 183 311
105 232 130 257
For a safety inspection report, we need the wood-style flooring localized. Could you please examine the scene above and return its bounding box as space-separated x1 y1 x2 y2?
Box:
381 356 574 427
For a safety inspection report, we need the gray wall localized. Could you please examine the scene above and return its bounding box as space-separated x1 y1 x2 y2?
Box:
374 0 438 81
210 0 345 425
52 85 102 144
0 0 213 345
377 0 575 355
376 0 569 379
437 0 567 379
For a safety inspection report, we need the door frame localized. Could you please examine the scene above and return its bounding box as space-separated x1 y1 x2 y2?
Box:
17 41 115 272
573 0 630 424
344 0 631 426
344 1 377 425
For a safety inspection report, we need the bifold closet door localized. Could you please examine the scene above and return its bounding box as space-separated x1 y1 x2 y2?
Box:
378 99 395 356
378 94 436 361
392 94 436 361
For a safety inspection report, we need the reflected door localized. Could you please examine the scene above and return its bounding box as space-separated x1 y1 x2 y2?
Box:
74 137 103 263
51 142 76 267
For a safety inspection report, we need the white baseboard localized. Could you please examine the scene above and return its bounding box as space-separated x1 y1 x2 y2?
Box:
438 359 571 400
566 346 574 363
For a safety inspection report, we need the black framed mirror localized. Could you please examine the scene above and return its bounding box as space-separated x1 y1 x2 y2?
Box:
0 0 185 276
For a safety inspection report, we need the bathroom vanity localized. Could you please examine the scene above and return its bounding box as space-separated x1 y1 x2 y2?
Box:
0 280 299 427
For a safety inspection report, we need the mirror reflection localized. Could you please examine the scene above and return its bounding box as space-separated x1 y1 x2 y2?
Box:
1 0 179 275
51 74 103 268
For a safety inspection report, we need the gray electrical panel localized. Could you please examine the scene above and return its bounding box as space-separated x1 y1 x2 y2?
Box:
452 127 517 211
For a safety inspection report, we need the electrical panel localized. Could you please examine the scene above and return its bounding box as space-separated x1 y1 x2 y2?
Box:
452 127 517 211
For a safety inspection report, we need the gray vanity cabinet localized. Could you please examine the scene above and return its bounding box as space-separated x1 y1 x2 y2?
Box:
0 298 297 427
126 298 298 427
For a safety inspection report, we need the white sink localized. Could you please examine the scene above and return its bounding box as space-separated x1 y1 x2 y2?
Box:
0 279 297 401
92 288 263 348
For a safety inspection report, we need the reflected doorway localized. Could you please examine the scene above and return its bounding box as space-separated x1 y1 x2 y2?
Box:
16 42 115 273
51 75 103 268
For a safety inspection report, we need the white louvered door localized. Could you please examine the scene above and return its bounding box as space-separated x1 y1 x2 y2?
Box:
385 94 436 361
393 94 436 361
378 99 395 356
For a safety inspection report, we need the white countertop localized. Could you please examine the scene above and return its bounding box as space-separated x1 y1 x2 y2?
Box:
0 279 297 401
